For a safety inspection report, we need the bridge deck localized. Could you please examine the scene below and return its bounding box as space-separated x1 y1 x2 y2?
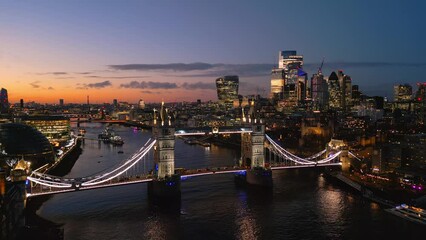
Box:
26 163 341 198
27 176 154 197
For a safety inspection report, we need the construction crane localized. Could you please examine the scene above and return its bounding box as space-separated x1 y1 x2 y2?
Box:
318 57 325 75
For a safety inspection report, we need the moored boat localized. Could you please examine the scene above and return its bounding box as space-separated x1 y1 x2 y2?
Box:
386 204 426 225
98 127 124 145
110 135 124 145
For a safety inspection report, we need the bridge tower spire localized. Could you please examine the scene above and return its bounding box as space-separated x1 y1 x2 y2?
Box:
327 139 350 172
149 102 181 200
239 100 272 187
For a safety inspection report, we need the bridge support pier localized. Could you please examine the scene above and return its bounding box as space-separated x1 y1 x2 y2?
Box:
245 168 273 187
147 175 181 201
238 115 273 188
1 172 27 239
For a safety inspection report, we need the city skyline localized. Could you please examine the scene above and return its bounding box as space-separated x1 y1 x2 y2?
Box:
1 0 426 103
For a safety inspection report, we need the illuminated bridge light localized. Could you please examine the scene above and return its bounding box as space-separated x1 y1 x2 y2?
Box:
265 134 340 166
180 175 190 181
28 132 346 197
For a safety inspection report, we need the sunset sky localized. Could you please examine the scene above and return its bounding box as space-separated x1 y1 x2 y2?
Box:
1 0 425 104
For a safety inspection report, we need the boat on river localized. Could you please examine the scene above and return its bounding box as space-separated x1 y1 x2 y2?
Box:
110 135 124 145
386 204 426 225
98 127 124 145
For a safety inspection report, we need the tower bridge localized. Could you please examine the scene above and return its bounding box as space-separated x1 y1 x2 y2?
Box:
23 101 350 200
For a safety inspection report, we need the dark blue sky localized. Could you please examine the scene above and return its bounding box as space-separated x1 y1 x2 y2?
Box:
1 0 425 102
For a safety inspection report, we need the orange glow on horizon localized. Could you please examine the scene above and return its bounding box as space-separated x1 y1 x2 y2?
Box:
6 82 217 104
2 72 218 104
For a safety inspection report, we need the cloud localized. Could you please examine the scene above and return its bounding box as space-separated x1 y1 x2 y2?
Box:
78 80 112 89
30 81 56 90
303 61 426 70
36 72 68 75
30 81 41 88
212 63 272 77
109 62 214 71
120 80 216 90
87 75 150 79
109 61 426 79
108 62 273 77
141 90 161 94
77 72 92 75
87 80 112 88
181 81 216 90
120 81 178 89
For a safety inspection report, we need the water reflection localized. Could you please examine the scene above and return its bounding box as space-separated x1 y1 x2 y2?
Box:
317 188 344 224
370 202 380 211
317 174 325 188
143 210 181 240
235 191 259 240
144 215 167 240
31 123 422 239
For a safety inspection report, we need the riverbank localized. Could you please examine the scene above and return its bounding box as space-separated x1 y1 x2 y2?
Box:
324 171 396 208
29 122 426 239
47 138 83 176
22 138 83 240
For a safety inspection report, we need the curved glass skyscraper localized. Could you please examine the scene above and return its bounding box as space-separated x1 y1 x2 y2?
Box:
216 76 239 107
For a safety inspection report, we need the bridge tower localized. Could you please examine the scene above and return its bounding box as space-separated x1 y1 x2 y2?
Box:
239 100 273 187
1 159 28 238
326 139 350 172
148 101 181 200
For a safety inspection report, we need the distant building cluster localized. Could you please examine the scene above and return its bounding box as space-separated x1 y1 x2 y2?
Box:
271 51 307 112
270 50 354 112
1 48 426 191
264 51 426 124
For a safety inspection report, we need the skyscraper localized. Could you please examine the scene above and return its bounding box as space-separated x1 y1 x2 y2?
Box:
351 85 361 107
328 72 341 109
415 83 426 123
311 73 328 110
0 88 9 113
327 70 352 111
138 99 145 109
216 76 239 107
339 70 352 110
415 83 426 102
59 99 64 106
271 50 306 112
278 50 303 70
270 68 285 100
297 68 308 102
394 84 412 102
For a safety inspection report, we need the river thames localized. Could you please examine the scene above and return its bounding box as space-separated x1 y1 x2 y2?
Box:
33 123 424 239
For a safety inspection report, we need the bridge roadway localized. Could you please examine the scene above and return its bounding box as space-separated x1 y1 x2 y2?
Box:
26 162 342 198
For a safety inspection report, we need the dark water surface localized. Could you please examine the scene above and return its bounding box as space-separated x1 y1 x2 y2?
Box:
35 123 425 239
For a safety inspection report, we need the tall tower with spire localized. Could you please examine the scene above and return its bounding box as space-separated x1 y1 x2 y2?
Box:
149 101 181 200
153 101 175 179
239 100 272 187
241 100 266 169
